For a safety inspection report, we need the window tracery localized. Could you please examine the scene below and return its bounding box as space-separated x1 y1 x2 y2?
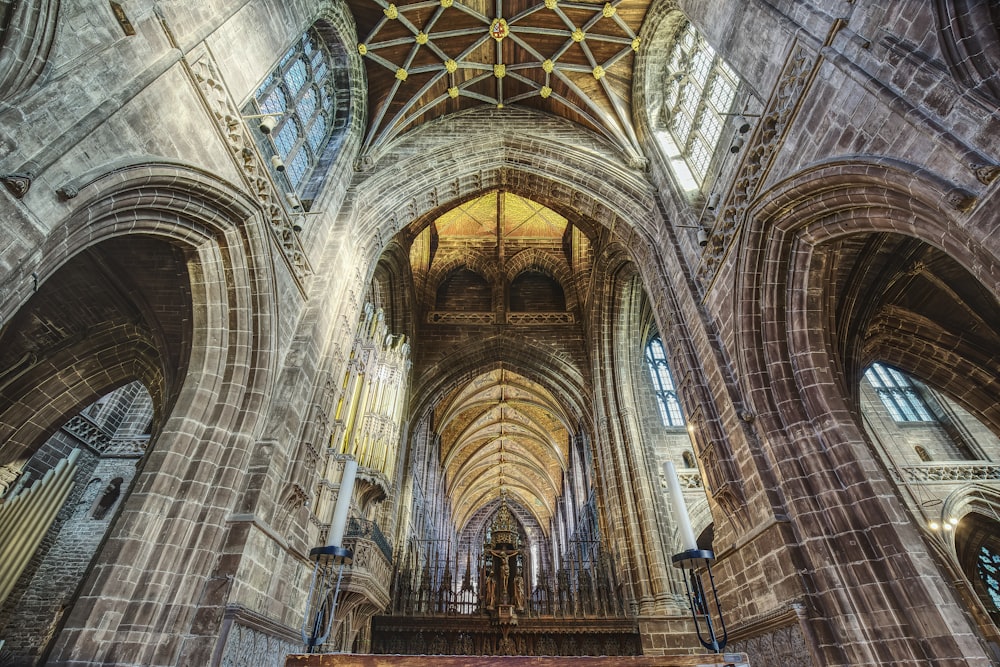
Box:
644 334 685 427
252 29 336 190
657 21 740 189
864 363 935 423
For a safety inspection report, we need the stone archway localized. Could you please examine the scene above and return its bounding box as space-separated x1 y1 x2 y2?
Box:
733 159 999 666
2 163 283 666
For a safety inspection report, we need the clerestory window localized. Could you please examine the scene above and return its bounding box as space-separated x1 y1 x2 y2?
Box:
252 29 337 193
658 21 740 190
864 362 935 423
645 334 685 427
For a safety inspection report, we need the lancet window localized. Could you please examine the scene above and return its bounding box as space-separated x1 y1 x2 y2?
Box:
864 362 935 423
644 334 685 427
657 20 740 188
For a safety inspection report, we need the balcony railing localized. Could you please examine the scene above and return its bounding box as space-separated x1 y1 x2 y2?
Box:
345 517 393 562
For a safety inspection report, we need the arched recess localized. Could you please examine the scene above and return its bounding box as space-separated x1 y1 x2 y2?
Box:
735 159 999 665
509 270 565 312
423 250 499 310
505 248 577 312
934 0 1000 106
0 236 187 470
0 0 58 102
9 162 280 666
435 268 492 311
950 486 1000 628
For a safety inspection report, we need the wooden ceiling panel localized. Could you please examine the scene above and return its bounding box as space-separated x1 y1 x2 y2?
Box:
348 0 649 162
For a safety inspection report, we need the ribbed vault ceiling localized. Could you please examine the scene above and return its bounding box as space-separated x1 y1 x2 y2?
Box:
348 0 649 160
436 368 570 532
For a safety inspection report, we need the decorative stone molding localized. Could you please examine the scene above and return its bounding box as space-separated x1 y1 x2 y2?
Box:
697 43 814 288
60 415 148 458
728 622 809 667
506 312 576 325
218 607 301 667
187 50 311 285
897 463 1000 483
428 311 496 324
0 0 58 102
677 470 702 489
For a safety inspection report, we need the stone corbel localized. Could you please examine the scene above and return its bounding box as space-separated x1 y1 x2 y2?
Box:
1 172 33 198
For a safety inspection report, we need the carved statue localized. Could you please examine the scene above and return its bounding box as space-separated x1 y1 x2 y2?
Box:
513 573 525 610
487 546 519 592
482 568 496 610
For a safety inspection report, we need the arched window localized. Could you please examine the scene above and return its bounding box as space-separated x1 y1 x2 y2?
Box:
657 21 740 190
978 545 1000 613
644 335 685 427
252 28 337 194
864 362 935 423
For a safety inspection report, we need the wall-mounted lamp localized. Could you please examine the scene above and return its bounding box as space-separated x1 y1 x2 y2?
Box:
707 192 720 210
243 112 283 135
271 155 286 172
291 211 324 233
720 112 760 135
729 136 745 154
675 224 709 247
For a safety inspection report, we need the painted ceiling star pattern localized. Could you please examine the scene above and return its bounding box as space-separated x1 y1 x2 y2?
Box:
351 0 648 161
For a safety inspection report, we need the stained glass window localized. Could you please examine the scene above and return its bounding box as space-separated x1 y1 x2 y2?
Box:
659 21 740 186
645 335 685 427
978 545 1000 611
252 29 336 191
864 362 935 423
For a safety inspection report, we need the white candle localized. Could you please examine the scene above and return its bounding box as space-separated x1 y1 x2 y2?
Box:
327 458 358 547
664 461 698 552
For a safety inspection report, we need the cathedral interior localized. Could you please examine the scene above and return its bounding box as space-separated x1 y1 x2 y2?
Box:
1 1 999 665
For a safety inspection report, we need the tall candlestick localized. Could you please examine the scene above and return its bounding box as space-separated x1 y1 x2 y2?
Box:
327 458 358 547
664 461 698 552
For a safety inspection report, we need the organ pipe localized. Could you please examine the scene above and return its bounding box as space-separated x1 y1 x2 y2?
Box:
0 449 81 606
332 304 410 480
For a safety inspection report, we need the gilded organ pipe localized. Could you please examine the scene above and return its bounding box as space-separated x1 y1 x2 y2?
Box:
0 449 81 605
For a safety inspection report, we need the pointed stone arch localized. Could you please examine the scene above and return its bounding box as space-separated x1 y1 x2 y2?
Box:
733 158 999 665
12 162 283 665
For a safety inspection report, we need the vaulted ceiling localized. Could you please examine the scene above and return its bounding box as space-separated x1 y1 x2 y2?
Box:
436 368 570 531
347 0 650 160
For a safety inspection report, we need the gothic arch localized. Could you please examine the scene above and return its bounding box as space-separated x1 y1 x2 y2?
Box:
21 162 282 665
741 158 999 429
0 0 58 102
505 248 576 312
734 159 999 665
934 0 1000 106
344 108 658 270
424 250 499 309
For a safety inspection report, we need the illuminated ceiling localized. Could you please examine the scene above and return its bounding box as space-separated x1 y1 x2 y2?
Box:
436 368 570 532
434 190 568 238
348 0 649 161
